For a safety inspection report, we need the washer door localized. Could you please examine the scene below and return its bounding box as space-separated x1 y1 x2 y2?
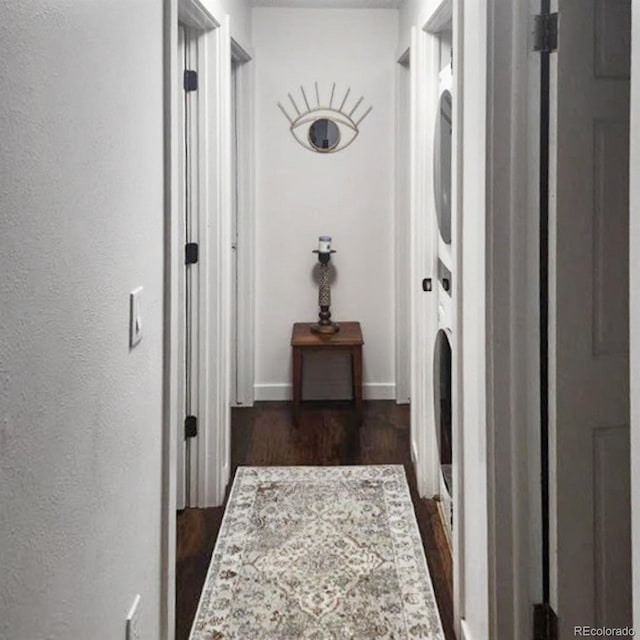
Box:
433 90 452 245
433 330 452 493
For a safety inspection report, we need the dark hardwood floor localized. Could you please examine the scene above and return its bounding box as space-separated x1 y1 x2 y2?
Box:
176 401 454 640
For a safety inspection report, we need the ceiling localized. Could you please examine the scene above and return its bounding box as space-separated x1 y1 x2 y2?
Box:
250 0 403 9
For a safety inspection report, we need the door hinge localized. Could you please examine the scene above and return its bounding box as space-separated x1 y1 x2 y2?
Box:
185 242 199 265
183 69 198 92
534 13 558 53
533 603 558 640
184 415 198 439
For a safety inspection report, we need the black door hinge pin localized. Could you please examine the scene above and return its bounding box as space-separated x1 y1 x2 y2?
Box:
534 13 558 53
185 242 199 265
183 69 198 92
184 415 198 439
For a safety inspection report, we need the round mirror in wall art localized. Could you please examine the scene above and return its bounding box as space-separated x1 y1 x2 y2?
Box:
277 83 373 154
308 118 341 152
434 90 453 244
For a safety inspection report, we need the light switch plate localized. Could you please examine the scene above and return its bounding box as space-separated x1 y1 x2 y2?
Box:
126 594 141 640
129 287 143 348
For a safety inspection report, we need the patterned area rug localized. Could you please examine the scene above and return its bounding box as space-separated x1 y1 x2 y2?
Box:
190 465 445 639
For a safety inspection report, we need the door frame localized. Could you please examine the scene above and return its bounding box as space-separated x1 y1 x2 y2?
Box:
162 0 240 637
230 40 255 408
395 46 411 406
409 0 455 504
407 0 465 635
173 1 228 511
484 0 545 637
404 0 544 637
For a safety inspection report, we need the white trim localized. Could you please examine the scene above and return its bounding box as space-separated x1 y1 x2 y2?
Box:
253 383 290 401
253 383 397 402
175 22 187 513
395 48 411 406
231 38 252 64
231 43 255 408
184 24 201 507
408 25 423 496
408 23 438 501
191 14 233 508
178 0 218 30
459 619 476 640
485 0 543 638
162 0 226 636
364 383 397 400
409 0 453 506
411 439 420 467
449 1 464 633
174 2 233 510
162 3 180 637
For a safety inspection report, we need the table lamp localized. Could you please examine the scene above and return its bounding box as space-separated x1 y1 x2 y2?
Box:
311 236 339 334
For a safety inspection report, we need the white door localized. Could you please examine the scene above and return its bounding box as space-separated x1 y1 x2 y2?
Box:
549 0 631 634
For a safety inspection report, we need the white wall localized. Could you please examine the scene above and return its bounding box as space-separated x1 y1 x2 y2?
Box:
398 0 444 52
630 0 640 628
205 0 252 51
253 8 398 401
399 0 424 50
0 1 165 638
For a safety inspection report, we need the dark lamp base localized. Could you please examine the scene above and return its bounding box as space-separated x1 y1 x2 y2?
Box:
310 322 340 335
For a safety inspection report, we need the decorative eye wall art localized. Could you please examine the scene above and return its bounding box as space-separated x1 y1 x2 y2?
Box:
277 82 373 154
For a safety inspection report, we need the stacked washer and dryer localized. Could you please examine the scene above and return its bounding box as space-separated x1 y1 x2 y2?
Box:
433 62 454 536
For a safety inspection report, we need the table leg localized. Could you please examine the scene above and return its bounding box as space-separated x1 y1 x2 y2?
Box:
292 346 303 427
352 346 363 425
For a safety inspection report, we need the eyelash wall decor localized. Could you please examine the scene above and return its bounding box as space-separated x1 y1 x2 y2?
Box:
277 82 373 154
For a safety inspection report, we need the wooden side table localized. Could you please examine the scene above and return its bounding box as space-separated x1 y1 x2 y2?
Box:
291 322 364 427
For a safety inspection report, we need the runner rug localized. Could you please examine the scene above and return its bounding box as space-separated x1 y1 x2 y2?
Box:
190 465 445 639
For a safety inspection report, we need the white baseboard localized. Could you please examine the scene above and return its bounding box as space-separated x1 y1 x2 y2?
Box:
253 382 396 402
363 383 396 400
460 620 477 640
254 383 291 401
411 439 419 466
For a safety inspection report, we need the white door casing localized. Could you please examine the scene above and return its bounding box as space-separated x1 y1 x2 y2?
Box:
184 25 200 507
484 0 544 637
230 41 255 409
395 48 411 407
194 15 233 508
173 2 235 509
165 1 252 635
410 0 456 503
549 0 632 633
409 23 434 499
176 22 187 512
408 2 467 636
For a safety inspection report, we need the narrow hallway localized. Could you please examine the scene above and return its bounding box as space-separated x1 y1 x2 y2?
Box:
176 402 454 640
